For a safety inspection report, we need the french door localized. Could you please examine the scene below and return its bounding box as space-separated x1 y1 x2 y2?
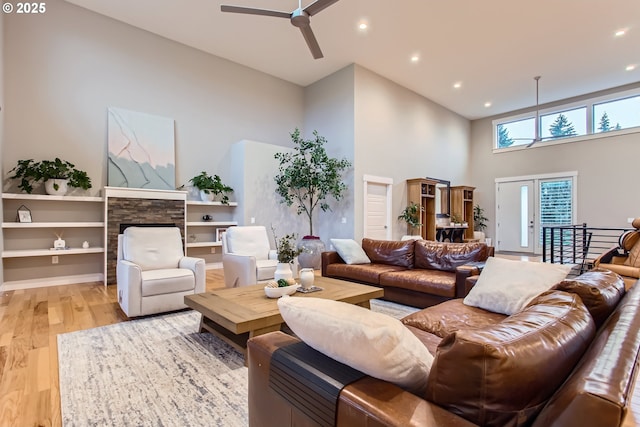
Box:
495 172 577 254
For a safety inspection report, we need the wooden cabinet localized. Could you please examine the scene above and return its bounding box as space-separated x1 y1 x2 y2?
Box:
406 179 438 240
449 186 475 240
1 193 105 289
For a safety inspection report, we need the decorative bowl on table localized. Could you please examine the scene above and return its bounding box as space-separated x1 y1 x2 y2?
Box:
264 279 300 298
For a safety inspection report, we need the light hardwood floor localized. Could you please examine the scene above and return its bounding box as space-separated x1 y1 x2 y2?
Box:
0 270 226 427
1 268 639 427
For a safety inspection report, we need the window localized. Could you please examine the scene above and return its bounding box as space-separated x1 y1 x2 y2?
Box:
593 95 640 133
539 178 573 244
540 107 587 140
494 88 640 149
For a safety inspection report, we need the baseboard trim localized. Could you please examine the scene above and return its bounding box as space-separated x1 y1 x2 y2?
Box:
1 273 105 292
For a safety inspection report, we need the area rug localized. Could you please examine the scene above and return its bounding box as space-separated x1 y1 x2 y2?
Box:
58 299 418 427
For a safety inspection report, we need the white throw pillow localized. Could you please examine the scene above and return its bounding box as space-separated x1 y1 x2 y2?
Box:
463 257 571 315
277 297 433 394
330 239 371 265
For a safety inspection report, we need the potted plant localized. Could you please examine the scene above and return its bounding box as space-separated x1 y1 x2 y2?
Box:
189 171 234 204
8 158 92 195
473 204 489 241
271 226 304 281
274 128 351 269
398 202 423 235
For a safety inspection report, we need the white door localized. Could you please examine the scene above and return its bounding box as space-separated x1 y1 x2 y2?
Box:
496 180 535 253
363 175 393 240
365 182 389 239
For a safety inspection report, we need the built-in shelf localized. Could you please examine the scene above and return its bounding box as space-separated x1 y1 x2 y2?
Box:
186 241 222 248
186 221 238 227
2 193 103 202
2 247 105 258
2 222 105 228
186 200 238 206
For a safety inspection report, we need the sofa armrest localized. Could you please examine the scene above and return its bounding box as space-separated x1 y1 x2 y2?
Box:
248 332 477 427
322 251 345 277
222 253 257 288
594 246 627 266
454 262 486 298
339 377 478 427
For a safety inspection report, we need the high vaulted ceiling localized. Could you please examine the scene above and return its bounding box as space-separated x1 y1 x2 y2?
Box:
64 0 639 120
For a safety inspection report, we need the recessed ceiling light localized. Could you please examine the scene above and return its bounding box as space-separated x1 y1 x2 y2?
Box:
453 82 462 89
484 102 492 108
626 64 637 71
615 29 626 37
358 22 368 30
410 55 420 63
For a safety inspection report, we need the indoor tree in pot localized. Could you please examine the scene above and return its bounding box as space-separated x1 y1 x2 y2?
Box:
189 171 234 204
8 158 92 195
274 128 351 269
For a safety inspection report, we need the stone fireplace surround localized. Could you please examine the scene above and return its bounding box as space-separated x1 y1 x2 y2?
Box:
104 187 187 285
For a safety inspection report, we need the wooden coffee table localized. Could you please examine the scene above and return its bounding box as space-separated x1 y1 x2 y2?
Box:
184 276 384 355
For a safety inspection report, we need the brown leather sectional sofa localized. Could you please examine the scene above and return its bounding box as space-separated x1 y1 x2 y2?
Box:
322 238 493 308
247 269 640 427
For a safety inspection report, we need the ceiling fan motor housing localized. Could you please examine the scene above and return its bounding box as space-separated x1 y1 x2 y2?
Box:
291 9 310 27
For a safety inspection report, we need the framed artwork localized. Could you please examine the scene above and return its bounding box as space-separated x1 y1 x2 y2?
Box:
107 107 176 190
216 228 228 242
17 205 32 223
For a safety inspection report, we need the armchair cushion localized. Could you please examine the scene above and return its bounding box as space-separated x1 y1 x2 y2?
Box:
141 269 194 297
122 227 183 270
225 226 271 260
277 296 433 395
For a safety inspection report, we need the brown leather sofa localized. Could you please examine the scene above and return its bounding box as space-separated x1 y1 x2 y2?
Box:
247 269 640 427
322 238 493 308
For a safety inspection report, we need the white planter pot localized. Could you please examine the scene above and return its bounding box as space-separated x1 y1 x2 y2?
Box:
199 189 215 202
45 179 69 196
473 231 485 241
274 262 294 281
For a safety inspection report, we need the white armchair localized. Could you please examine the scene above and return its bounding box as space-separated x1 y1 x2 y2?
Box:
222 225 295 288
116 226 205 317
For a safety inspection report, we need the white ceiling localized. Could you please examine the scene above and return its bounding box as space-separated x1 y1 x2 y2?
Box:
64 0 640 120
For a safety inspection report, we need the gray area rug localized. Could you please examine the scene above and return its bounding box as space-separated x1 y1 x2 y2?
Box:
58 299 418 427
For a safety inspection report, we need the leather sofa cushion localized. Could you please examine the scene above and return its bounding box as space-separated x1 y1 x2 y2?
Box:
379 269 457 297
532 283 640 427
552 268 625 327
362 238 415 268
414 241 488 272
325 263 405 285
426 290 595 427
402 299 506 338
406 325 442 356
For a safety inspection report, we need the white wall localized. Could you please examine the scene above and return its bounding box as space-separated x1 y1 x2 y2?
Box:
303 65 356 242
230 140 305 243
0 14 4 282
2 0 304 194
470 82 640 241
353 65 471 241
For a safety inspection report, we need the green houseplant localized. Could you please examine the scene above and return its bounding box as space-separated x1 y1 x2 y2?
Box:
189 171 234 204
473 204 489 241
274 128 351 269
8 158 92 195
274 129 351 237
398 202 423 235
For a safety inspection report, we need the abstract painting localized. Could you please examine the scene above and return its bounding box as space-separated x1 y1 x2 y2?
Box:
107 108 176 190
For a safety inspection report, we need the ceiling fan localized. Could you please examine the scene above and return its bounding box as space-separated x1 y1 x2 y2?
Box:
511 76 548 148
220 0 340 59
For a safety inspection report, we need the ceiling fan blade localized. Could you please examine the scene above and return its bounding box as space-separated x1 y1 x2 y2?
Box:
299 25 323 59
303 0 340 16
220 5 290 19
